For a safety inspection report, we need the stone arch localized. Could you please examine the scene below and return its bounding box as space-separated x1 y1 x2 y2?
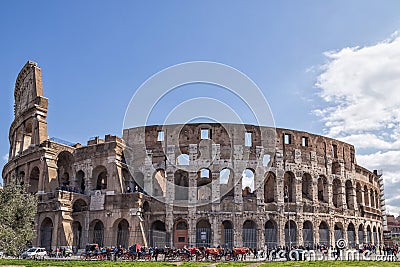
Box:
142 201 150 213
174 170 189 200
285 220 297 247
319 221 330 246
113 219 129 248
72 221 83 249
196 219 212 247
373 226 377 244
174 219 188 248
150 220 167 248
317 175 328 203
40 217 53 250
90 220 104 247
284 171 296 203
364 185 369 206
265 220 278 247
302 173 313 201
28 166 40 194
332 178 342 208
153 169 166 197
243 220 257 248
347 222 356 248
375 190 379 208
57 151 74 187
303 221 313 248
92 165 107 190
220 168 234 199
358 224 364 244
345 180 355 209
242 168 255 196
264 171 276 203
370 188 375 208
356 182 362 207
334 222 344 242
197 168 212 201
72 199 88 213
366 225 372 243
221 220 234 248
22 120 33 151
75 170 85 193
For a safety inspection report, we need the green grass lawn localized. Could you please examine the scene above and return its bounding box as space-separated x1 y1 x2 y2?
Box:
0 259 399 267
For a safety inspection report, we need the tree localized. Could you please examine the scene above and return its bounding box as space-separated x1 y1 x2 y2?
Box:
0 183 37 255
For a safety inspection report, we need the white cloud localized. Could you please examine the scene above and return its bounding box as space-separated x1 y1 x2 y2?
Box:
315 32 400 217
315 34 400 138
2 154 8 162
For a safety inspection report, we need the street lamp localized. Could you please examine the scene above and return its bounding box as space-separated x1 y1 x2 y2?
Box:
284 185 291 249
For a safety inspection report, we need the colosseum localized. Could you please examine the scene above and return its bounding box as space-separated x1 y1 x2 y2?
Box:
2 61 384 252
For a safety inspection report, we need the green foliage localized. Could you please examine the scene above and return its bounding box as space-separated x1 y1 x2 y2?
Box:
0 183 37 256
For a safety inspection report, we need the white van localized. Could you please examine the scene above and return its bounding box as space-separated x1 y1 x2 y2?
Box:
20 247 47 259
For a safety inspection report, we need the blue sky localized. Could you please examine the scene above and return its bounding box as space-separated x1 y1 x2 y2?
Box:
1 1 400 215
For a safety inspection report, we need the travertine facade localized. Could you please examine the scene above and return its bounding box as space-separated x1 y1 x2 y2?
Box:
2 61 383 251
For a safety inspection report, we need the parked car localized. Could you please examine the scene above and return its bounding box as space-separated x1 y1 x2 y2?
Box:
20 247 47 259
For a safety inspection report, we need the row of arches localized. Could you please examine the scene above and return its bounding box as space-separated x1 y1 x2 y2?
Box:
39 215 382 250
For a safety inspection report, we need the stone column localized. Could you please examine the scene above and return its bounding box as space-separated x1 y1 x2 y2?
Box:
188 208 196 247
211 171 220 211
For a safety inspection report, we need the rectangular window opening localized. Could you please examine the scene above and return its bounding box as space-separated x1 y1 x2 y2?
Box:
302 136 308 147
332 144 338 158
157 131 164 142
245 132 252 147
201 129 210 139
284 133 291 145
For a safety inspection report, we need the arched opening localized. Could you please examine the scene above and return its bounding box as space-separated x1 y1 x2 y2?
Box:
356 183 362 207
264 220 277 247
40 218 53 250
174 219 188 248
116 219 129 248
334 223 344 243
345 180 355 209
302 173 313 201
375 190 379 208
57 151 74 187
196 219 211 247
75 170 85 193
366 225 372 243
319 221 330 246
176 154 189 165
285 220 297 247
220 168 234 199
72 199 88 213
174 170 189 200
364 185 369 206
22 121 33 151
358 224 364 244
242 169 255 196
91 220 104 247
197 168 212 201
370 189 375 208
284 172 296 202
332 178 342 208
122 168 134 192
317 175 328 203
264 172 276 203
28 166 40 194
303 221 313 248
72 221 82 250
17 170 25 185
151 220 167 248
221 220 234 249
243 220 257 248
378 227 382 244
373 226 377 245
92 166 107 190
347 223 356 248
153 169 166 197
